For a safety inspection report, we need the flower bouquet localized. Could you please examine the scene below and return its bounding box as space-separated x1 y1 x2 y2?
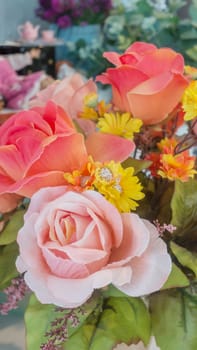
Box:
0 41 197 350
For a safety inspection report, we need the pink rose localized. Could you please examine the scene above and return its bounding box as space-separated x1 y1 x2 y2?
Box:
29 73 135 161
96 41 188 125
0 101 88 212
30 73 97 135
0 98 135 213
16 186 171 308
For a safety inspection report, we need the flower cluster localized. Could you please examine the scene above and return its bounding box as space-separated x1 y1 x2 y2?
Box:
36 0 113 28
0 42 197 350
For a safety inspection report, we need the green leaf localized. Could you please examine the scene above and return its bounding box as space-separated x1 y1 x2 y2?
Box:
186 45 197 62
122 158 152 174
162 263 189 289
0 209 25 245
101 284 128 298
170 241 197 278
170 179 197 243
0 242 19 290
25 294 55 350
150 290 197 350
25 292 101 350
65 296 151 350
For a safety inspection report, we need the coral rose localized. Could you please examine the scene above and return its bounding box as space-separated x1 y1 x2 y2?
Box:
0 100 134 213
16 186 171 308
96 41 188 124
0 101 88 212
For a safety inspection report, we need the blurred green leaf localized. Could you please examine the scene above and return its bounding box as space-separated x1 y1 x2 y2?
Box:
150 289 197 350
162 262 189 289
170 241 197 278
186 45 197 62
122 158 152 174
0 209 25 245
0 242 19 290
171 179 197 244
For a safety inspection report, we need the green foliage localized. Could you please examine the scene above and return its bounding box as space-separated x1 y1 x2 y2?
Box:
122 158 152 174
162 262 190 289
65 296 151 350
0 208 25 290
170 242 197 279
0 209 25 245
150 289 197 350
171 179 197 246
25 294 55 350
0 242 19 290
25 292 102 350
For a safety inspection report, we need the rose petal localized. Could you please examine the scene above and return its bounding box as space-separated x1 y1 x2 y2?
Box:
85 132 135 162
117 221 172 296
128 73 188 124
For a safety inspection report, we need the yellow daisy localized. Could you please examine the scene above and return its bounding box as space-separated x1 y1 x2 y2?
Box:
93 161 145 212
97 112 142 139
182 80 197 121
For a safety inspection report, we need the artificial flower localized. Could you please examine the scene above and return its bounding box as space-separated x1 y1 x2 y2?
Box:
16 186 171 308
97 41 188 124
182 80 197 121
0 101 88 211
64 158 144 212
30 74 135 159
97 112 142 139
158 152 197 181
1 41 197 350
93 161 144 212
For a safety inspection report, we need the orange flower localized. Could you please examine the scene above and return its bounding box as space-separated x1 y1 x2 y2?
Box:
97 42 188 125
64 156 97 190
157 138 177 153
158 151 197 182
145 152 161 177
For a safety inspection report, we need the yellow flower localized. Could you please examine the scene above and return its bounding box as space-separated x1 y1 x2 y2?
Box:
78 93 99 121
184 65 197 79
64 156 98 190
93 161 145 212
79 106 98 121
157 138 177 153
158 152 197 182
78 94 111 121
97 100 111 117
97 112 142 139
182 80 197 121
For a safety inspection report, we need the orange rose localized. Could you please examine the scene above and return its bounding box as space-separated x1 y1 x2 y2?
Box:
96 42 188 125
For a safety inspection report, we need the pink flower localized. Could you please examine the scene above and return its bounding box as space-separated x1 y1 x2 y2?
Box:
0 100 134 213
30 73 97 134
96 42 188 125
16 186 171 308
0 101 88 212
